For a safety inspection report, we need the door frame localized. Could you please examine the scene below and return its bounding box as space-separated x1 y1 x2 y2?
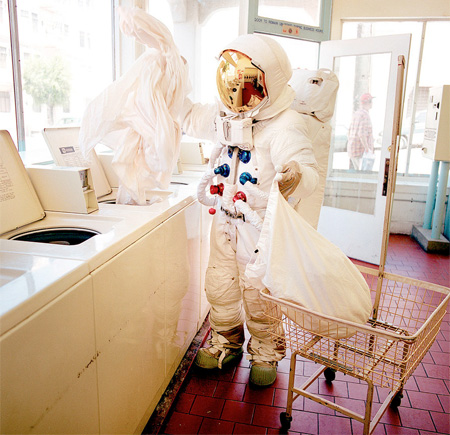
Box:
317 34 411 264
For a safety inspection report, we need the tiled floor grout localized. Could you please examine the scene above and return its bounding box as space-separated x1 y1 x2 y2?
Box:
148 235 449 435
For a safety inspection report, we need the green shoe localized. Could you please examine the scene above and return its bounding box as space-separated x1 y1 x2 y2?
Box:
249 361 277 387
195 346 243 370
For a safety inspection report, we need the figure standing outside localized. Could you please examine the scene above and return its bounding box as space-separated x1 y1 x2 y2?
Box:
347 93 375 171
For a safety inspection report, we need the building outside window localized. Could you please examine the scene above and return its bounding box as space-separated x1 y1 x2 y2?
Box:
4 0 113 163
0 90 10 112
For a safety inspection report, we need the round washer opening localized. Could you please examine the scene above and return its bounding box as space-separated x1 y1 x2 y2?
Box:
10 228 100 246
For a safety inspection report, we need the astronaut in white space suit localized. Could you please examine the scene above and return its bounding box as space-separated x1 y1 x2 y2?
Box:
182 34 319 387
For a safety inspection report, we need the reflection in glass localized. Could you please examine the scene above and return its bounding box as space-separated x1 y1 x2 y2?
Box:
216 50 267 113
342 20 450 176
325 53 390 215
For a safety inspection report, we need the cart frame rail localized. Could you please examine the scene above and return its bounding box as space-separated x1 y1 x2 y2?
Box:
261 266 450 434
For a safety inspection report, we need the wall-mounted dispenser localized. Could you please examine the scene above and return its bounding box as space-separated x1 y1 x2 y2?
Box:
422 85 450 162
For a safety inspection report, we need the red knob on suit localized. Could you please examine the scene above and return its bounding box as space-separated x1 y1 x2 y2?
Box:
233 191 247 202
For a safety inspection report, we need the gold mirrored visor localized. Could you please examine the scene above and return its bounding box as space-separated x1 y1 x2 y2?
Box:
216 50 267 114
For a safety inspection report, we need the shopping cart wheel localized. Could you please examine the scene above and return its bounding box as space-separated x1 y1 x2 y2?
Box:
391 392 403 408
280 412 292 430
324 367 336 382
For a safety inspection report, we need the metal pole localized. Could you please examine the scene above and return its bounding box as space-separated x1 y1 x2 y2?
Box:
7 0 26 151
431 161 450 239
373 55 405 321
423 160 440 229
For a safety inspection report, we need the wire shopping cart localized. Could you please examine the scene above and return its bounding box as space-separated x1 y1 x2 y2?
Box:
260 268 450 434
260 55 450 434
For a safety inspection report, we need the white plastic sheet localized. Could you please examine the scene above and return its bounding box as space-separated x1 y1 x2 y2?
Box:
245 181 373 339
79 7 191 204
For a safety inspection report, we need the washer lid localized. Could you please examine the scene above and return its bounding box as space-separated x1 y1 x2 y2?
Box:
0 130 45 236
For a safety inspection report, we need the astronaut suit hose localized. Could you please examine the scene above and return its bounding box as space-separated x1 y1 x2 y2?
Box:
184 34 319 363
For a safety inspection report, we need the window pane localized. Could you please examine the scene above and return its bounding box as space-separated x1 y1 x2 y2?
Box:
326 53 391 215
421 21 450 88
341 20 450 177
0 1 17 146
258 0 321 27
197 4 239 104
17 0 113 164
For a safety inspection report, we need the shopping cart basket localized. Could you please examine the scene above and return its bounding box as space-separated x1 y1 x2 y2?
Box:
260 268 450 434
260 56 450 434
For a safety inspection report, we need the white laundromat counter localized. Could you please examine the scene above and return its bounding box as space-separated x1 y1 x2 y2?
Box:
0 171 212 435
0 180 198 334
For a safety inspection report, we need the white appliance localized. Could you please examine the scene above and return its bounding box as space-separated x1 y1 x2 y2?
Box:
43 126 212 203
422 85 450 161
43 126 182 205
0 130 191 270
42 126 112 198
0 252 99 434
1 129 210 434
0 130 121 247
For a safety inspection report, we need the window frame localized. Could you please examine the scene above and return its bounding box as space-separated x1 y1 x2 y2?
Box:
246 0 332 42
6 0 116 152
341 17 450 178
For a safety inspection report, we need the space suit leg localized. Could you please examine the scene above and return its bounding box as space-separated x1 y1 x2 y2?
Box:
195 214 246 369
236 220 286 386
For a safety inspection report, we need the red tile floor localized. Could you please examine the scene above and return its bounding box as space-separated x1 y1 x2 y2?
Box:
149 235 450 435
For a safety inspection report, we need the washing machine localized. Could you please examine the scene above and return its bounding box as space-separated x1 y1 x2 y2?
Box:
0 251 100 435
0 129 184 270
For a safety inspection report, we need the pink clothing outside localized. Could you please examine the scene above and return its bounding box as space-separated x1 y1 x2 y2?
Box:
347 108 374 158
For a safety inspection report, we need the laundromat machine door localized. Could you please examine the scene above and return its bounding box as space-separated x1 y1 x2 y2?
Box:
0 130 99 245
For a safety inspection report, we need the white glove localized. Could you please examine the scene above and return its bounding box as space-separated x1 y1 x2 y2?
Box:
274 161 302 199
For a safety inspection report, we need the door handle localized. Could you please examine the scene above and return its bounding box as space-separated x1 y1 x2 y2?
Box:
382 158 390 196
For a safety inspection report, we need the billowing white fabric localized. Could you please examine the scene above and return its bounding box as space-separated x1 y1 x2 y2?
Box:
245 181 373 339
79 7 191 204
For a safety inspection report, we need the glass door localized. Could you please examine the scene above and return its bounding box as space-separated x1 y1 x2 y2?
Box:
317 34 411 264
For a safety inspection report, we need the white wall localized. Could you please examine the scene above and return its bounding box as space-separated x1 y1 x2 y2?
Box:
330 0 450 40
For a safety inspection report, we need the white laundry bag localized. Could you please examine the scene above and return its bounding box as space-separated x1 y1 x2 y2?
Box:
245 181 373 339
79 7 191 205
